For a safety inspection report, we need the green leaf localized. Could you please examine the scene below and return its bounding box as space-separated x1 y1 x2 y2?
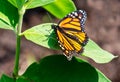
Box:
17 55 111 82
24 0 55 9
22 23 116 63
7 0 17 8
16 79 30 82
43 0 76 19
82 39 117 63
96 69 111 82
0 20 13 30
0 74 14 82
22 23 60 50
8 0 26 9
0 0 19 30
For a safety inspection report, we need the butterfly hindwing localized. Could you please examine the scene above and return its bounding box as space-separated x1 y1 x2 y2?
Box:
56 29 84 59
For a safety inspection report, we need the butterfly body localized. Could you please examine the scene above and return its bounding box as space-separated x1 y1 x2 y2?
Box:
52 10 88 60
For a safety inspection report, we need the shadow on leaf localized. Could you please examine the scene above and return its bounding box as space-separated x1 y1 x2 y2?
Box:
48 31 61 50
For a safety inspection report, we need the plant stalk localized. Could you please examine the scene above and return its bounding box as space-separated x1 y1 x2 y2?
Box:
13 8 24 79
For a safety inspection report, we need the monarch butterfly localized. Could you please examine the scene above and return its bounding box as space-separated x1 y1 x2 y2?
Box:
52 10 88 60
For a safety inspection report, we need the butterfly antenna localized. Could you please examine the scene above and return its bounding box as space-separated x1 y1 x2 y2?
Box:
45 12 57 42
46 12 54 23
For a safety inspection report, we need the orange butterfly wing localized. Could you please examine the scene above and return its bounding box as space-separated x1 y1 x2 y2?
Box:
52 10 88 60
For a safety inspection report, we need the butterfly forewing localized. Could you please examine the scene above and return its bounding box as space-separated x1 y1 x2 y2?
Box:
59 17 82 31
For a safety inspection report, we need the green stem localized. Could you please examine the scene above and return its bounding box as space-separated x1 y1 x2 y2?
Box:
13 35 21 77
13 8 25 79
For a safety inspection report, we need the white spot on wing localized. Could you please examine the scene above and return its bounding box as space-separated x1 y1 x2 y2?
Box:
74 12 78 16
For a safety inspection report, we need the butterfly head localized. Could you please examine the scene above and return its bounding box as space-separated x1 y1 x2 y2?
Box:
51 24 57 29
